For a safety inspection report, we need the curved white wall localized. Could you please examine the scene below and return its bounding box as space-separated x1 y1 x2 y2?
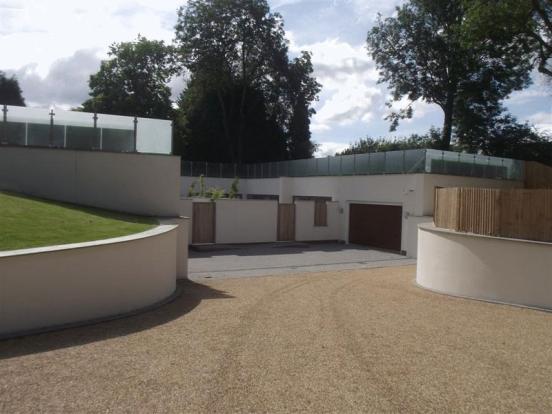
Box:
0 225 179 338
417 224 552 310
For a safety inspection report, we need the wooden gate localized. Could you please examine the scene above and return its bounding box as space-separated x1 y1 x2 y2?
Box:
277 203 295 241
192 202 215 244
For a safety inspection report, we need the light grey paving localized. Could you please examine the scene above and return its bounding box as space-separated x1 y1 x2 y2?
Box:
189 242 415 279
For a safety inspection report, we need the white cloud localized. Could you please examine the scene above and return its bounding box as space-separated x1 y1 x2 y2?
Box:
527 111 552 133
387 96 439 122
314 141 350 157
1 1 180 76
7 49 102 108
290 36 385 132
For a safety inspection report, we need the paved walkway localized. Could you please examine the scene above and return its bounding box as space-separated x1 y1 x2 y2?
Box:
189 242 415 279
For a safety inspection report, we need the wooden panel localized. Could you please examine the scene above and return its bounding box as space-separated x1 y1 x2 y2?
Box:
499 189 552 242
278 204 295 241
525 162 552 189
192 202 215 244
314 200 328 227
349 204 402 251
434 187 552 242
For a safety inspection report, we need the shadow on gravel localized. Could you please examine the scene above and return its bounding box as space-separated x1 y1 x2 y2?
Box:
0 280 232 360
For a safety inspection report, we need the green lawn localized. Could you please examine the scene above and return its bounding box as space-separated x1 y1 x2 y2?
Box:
0 192 157 251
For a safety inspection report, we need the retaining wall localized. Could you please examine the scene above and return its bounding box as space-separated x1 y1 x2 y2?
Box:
416 223 552 310
0 146 181 216
0 224 182 338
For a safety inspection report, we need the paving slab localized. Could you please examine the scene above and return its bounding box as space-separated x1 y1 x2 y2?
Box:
189 242 415 279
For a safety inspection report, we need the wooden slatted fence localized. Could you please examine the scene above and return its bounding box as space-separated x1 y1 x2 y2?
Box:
434 187 552 242
525 162 552 189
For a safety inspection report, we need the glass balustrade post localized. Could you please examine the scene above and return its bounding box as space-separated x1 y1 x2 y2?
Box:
48 108 55 147
133 117 138 152
1 105 7 145
93 112 100 151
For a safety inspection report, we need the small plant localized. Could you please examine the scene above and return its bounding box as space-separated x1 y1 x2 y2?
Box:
198 174 206 197
187 181 197 197
229 176 240 199
206 187 225 201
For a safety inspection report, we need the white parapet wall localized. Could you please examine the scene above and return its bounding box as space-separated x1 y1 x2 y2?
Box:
0 224 180 338
215 199 278 244
416 223 552 310
295 201 340 242
0 146 181 217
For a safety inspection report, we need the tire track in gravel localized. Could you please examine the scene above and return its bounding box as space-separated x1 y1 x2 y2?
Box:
328 272 409 413
203 275 324 411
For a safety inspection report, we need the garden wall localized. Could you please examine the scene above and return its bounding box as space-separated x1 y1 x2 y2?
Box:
295 201 340 241
0 224 183 338
215 199 278 244
417 223 552 310
0 146 181 217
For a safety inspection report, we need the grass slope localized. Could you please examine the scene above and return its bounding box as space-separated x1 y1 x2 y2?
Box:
0 192 156 251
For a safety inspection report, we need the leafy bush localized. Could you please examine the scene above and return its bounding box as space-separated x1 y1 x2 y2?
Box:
229 177 240 198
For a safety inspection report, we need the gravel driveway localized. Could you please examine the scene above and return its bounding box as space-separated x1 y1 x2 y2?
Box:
2 265 552 413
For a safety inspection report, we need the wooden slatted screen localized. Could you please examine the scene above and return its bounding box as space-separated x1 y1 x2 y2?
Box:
278 204 295 241
314 200 328 227
192 202 215 244
434 187 552 242
525 162 552 189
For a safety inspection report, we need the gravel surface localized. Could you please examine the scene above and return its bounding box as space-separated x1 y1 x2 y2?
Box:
2 265 552 413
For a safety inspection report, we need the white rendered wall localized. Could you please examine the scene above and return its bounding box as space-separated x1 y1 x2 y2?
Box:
180 173 520 255
0 225 178 338
417 224 552 310
215 199 278 244
0 147 181 217
295 201 340 241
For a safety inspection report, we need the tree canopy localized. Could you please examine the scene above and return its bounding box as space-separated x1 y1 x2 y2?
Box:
81 36 178 119
0 72 25 106
464 0 551 78
174 0 320 163
367 0 534 150
338 128 442 155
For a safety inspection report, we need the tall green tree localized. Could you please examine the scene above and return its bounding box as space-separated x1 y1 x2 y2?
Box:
367 0 533 149
284 52 320 159
82 36 178 118
0 72 25 106
174 0 320 163
464 0 551 78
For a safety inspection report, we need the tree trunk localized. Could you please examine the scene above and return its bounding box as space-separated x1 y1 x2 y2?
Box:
237 84 247 164
441 90 455 150
216 90 233 163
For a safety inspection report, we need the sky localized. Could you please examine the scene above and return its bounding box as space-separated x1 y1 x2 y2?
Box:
1 0 551 156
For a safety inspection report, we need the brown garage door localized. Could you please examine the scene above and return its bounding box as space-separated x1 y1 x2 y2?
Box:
349 204 402 251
